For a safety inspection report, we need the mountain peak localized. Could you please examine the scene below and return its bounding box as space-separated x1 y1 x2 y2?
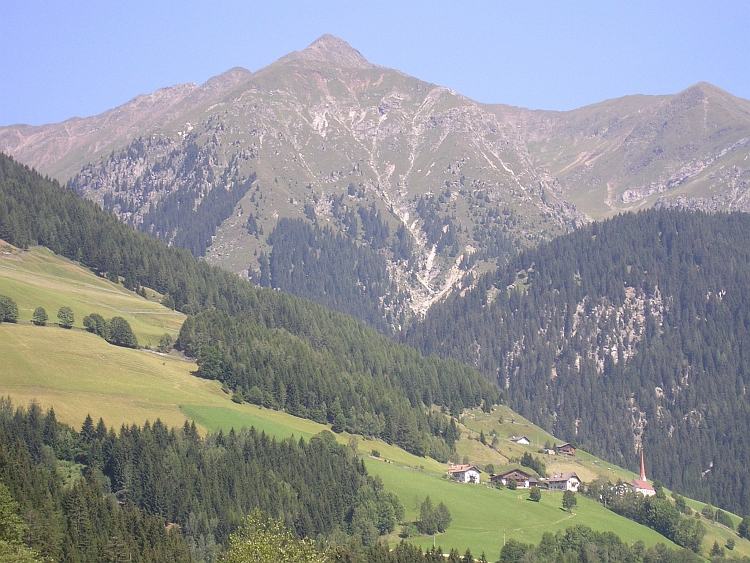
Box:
297 34 375 69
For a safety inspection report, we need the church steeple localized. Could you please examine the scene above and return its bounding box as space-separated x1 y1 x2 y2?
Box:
640 449 647 482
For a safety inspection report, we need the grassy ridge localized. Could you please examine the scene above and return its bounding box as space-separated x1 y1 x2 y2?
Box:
1 245 747 557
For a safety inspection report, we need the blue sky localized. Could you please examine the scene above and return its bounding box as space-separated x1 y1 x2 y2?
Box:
1 0 748 126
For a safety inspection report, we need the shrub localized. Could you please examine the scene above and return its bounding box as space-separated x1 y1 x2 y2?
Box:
106 316 138 348
529 486 541 502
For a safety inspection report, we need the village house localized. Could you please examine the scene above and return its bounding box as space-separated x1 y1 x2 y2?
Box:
509 436 531 445
447 464 481 484
547 472 581 492
490 468 538 489
556 443 576 456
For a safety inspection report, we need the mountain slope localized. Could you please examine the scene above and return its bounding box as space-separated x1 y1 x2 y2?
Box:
492 83 750 217
1 35 580 323
2 36 750 329
0 151 500 461
407 208 750 516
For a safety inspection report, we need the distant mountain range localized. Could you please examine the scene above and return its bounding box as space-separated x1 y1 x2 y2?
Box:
2 35 749 324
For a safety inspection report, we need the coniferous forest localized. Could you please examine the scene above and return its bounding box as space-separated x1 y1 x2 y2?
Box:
407 209 750 515
260 217 406 334
0 400 403 562
0 153 499 461
6 148 750 558
1 398 709 563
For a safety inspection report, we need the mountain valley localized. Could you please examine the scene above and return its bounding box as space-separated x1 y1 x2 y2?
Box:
2 32 750 563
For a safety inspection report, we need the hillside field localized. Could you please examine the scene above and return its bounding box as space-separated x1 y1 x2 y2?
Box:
0 245 747 557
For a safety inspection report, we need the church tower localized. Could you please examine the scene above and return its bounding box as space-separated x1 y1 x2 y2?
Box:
631 448 656 496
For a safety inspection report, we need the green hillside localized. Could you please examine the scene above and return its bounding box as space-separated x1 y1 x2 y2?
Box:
0 245 746 558
408 208 750 518
2 154 747 560
0 243 184 344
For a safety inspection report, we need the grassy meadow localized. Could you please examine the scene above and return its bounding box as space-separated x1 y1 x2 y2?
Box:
0 245 185 346
1 244 748 557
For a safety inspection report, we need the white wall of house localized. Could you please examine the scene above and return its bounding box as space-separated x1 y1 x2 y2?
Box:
456 469 481 483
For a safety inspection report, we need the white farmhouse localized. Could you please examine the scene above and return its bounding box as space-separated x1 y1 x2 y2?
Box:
547 472 581 492
447 464 482 484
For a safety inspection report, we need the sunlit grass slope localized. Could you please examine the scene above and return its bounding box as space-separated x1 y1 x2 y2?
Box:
0 245 184 346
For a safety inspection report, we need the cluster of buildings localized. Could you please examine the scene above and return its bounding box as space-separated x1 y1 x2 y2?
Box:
446 444 656 498
446 463 582 491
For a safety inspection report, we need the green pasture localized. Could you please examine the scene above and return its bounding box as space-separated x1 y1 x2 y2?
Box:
0 322 212 431
368 460 677 557
0 246 185 345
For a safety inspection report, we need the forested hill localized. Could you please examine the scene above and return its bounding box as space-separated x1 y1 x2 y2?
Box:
0 152 500 460
406 209 750 515
0 400 402 562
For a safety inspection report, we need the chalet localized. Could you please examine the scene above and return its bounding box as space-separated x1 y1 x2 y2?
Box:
490 468 538 489
447 464 481 484
548 472 581 492
556 443 576 456
630 451 656 497
510 436 531 445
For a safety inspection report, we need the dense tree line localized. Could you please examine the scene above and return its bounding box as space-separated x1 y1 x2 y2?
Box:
177 309 493 460
493 526 707 563
220 507 708 563
0 400 191 563
263 218 405 334
0 153 500 461
582 482 705 552
407 209 750 515
0 400 406 562
340 525 708 563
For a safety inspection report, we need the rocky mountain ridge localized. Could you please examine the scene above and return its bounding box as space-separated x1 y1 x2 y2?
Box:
2 35 749 324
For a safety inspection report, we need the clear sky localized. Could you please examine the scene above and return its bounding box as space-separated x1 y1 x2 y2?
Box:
2 0 749 126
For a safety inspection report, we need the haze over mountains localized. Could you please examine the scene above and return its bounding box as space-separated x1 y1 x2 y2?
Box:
1 35 749 323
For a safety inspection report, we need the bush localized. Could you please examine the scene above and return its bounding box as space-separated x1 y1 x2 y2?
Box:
529 486 541 502
715 509 734 530
83 313 107 337
83 313 137 348
416 496 451 535
738 516 750 539
562 491 577 513
156 333 174 353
